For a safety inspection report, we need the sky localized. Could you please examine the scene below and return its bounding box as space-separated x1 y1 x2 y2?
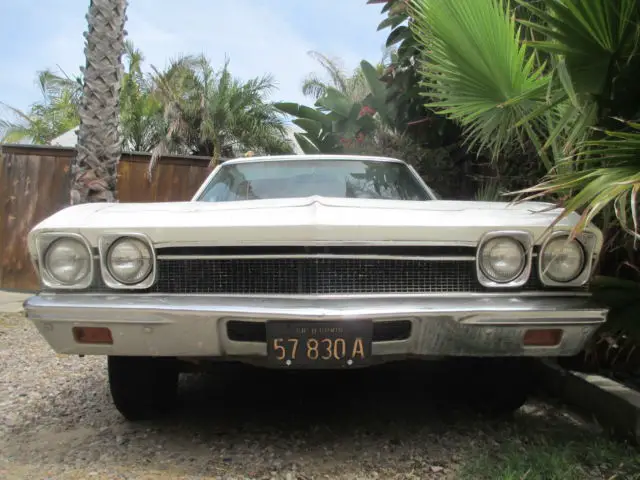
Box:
0 0 389 115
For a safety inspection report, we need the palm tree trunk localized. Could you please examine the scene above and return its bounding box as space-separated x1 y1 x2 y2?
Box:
70 0 128 204
210 138 221 169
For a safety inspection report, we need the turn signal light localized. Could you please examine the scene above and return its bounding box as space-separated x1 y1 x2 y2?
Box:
72 326 113 344
523 328 563 346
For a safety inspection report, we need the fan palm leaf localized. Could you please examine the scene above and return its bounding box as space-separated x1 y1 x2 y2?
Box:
516 0 639 96
509 0 640 158
410 0 552 165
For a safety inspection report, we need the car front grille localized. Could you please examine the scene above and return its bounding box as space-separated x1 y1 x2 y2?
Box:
141 256 543 295
77 246 565 295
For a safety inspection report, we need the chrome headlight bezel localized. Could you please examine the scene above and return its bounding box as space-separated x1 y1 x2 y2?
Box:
35 232 94 289
476 231 533 288
98 233 156 289
538 231 595 287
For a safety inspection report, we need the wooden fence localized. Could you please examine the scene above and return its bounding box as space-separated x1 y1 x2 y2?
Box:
0 144 212 291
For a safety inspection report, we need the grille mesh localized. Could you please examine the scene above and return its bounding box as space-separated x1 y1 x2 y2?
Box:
142 257 542 294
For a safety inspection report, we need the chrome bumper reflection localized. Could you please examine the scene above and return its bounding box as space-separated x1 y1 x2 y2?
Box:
24 293 608 359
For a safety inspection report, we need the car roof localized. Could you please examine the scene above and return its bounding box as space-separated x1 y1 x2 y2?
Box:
221 154 407 166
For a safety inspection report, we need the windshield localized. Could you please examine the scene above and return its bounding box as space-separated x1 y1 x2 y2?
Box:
196 159 433 202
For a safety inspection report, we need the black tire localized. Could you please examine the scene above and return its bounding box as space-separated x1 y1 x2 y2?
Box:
107 356 179 421
446 357 535 416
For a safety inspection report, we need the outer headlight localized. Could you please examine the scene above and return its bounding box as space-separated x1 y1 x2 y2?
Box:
106 237 153 285
43 237 92 286
479 237 526 283
540 236 585 282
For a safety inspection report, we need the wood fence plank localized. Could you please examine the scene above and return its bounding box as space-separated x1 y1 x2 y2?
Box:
0 145 211 290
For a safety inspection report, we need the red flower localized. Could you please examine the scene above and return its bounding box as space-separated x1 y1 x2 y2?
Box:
358 105 376 118
340 137 353 147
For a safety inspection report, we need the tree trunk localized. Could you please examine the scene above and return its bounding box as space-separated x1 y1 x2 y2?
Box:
70 0 128 204
210 138 222 169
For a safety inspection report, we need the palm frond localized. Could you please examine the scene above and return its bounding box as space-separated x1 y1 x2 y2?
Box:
303 51 372 103
36 67 83 108
410 0 552 164
147 54 291 175
514 120 640 239
301 74 328 100
516 0 639 95
307 51 350 94
0 118 32 144
0 98 78 144
475 178 506 201
504 0 640 157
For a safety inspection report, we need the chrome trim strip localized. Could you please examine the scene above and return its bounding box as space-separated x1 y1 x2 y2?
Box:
156 254 477 261
463 317 599 326
223 154 409 166
153 240 480 249
34 232 95 290
24 293 607 322
476 230 534 288
36 291 592 299
405 163 438 200
98 233 157 290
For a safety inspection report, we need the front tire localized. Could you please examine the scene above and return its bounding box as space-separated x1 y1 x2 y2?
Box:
108 356 179 421
446 357 535 416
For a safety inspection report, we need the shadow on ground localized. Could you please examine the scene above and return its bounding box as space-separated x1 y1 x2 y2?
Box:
6 360 629 479
165 361 567 433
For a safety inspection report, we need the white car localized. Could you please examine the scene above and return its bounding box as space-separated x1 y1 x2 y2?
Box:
24 154 607 420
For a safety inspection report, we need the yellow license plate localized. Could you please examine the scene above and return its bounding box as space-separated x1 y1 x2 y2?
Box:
266 321 373 368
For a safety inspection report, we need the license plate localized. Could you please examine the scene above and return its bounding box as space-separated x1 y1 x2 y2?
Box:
266 320 373 368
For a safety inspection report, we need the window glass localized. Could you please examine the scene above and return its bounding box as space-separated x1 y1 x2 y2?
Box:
197 159 433 202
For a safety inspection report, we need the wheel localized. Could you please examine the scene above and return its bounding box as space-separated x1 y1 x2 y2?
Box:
107 356 179 421
445 357 535 416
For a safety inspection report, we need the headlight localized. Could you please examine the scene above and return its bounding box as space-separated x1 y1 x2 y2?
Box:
44 237 92 286
479 237 526 283
106 237 153 285
541 236 585 282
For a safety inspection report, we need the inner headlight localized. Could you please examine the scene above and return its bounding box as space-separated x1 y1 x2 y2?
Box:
541 236 585 282
44 237 91 286
479 237 526 283
106 237 153 285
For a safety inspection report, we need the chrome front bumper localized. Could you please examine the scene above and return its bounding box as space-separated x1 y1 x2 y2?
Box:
24 293 608 361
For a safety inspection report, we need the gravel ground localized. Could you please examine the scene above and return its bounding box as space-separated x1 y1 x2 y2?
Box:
0 312 624 480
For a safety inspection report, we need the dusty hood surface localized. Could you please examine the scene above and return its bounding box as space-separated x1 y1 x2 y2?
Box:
29 196 596 246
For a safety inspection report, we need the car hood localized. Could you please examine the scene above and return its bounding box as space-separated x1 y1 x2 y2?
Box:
29 196 597 247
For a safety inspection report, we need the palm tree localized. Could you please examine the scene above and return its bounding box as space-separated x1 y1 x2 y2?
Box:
0 40 162 152
0 69 82 144
302 51 368 102
119 40 166 152
69 0 128 204
301 51 388 103
149 55 292 173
